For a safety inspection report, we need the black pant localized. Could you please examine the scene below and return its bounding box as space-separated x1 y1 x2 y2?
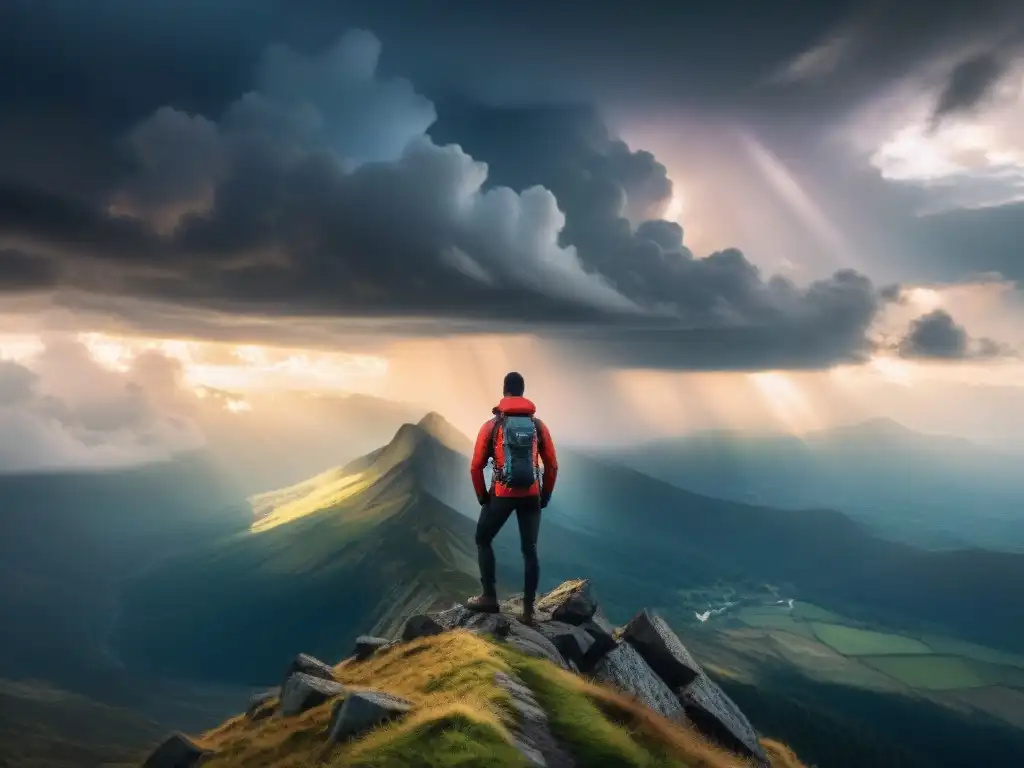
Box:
475 495 541 600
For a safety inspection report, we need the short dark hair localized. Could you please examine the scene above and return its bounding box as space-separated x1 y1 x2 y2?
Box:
503 371 525 397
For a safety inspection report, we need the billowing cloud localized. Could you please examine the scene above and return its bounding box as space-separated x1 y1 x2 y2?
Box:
897 309 1013 360
0 29 931 370
0 340 203 472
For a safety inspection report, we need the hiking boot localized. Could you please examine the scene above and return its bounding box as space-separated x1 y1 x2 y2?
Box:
465 593 499 613
521 598 536 625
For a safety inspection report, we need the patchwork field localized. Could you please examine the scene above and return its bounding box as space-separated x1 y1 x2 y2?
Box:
690 599 1024 731
810 623 933 656
861 656 984 690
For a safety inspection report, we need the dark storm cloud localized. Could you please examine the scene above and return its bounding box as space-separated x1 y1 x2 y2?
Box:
0 248 60 292
897 309 1011 360
763 0 1024 109
931 52 1009 125
0 27 904 370
3 4 1006 371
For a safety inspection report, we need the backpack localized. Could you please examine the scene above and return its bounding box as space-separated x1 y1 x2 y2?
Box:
489 413 540 490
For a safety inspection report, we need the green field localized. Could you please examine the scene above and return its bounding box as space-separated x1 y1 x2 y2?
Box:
861 656 986 690
973 662 1024 689
811 623 933 656
737 609 815 638
790 602 849 624
922 636 1024 670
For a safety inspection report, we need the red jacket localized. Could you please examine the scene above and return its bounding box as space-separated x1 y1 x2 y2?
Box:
471 396 558 499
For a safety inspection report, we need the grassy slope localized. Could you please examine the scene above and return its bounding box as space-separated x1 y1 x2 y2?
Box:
197 630 804 768
0 678 165 768
114 426 483 684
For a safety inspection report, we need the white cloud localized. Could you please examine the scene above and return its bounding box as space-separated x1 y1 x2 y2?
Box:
851 54 1024 213
0 339 205 473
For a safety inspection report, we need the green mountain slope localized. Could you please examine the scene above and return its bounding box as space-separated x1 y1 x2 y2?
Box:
0 678 164 768
114 411 1024 692
113 415 486 685
0 453 250 692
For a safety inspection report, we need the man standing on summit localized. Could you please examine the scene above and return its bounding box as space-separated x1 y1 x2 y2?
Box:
467 372 558 624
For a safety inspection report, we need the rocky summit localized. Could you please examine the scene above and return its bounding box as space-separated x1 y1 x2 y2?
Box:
141 579 802 767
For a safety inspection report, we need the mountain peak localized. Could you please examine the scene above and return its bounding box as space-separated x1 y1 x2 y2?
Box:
415 411 472 453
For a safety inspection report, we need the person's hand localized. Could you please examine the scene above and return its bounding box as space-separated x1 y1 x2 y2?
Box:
541 493 551 509
477 490 490 507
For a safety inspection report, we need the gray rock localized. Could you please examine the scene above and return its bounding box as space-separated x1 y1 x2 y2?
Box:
401 613 445 641
622 610 702 690
579 614 618 670
432 603 475 629
584 610 617 640
535 621 595 668
328 690 413 742
280 672 347 716
680 674 768 765
535 580 599 625
282 653 336 686
142 732 211 767
246 689 277 720
354 635 391 660
424 605 569 670
495 672 577 768
592 642 685 721
504 621 570 669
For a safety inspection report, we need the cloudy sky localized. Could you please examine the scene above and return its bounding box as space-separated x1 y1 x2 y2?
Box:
1 0 1023 470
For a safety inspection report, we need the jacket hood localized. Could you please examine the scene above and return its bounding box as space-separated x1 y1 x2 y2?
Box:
494 396 536 416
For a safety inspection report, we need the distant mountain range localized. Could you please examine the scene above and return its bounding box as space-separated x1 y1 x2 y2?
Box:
603 417 1024 551
109 413 1024 690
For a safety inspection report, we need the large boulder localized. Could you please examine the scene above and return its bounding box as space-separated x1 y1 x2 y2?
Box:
280 672 347 716
328 690 413 743
622 610 702 690
504 621 570 669
401 613 445 642
535 580 599 625
680 673 768 765
142 733 211 767
592 642 685 721
578 613 618 670
535 621 595 669
282 653 336 685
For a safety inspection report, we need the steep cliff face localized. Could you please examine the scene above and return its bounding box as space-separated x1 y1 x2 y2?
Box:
141 580 805 768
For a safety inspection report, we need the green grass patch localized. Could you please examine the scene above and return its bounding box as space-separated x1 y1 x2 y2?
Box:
861 656 986 690
921 637 1024 670
790 603 848 623
342 710 529 768
970 661 1024 689
811 623 932 656
511 657 658 768
737 610 814 637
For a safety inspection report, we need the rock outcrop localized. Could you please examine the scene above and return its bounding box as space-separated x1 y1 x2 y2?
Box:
593 641 686 721
140 578 771 767
142 733 210 767
401 579 768 765
328 690 413 743
279 672 347 716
